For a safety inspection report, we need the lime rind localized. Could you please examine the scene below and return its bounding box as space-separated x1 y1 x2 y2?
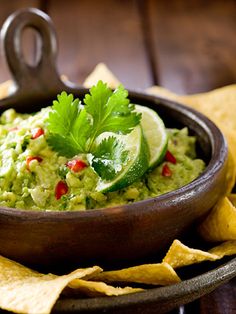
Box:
96 125 149 193
95 104 167 193
135 105 168 169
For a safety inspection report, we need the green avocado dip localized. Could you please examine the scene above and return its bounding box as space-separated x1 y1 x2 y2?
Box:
0 83 205 211
0 108 204 211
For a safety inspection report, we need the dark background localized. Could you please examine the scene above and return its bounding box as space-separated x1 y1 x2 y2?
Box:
0 0 236 93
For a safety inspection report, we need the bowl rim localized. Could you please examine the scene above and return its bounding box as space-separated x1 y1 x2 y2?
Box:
0 92 228 219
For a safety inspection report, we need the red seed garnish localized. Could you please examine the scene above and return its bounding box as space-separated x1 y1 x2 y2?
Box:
66 159 87 173
31 127 44 139
162 164 172 177
165 150 177 164
55 180 68 200
26 156 43 170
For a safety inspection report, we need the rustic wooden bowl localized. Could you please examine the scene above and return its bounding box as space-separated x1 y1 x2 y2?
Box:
0 8 229 270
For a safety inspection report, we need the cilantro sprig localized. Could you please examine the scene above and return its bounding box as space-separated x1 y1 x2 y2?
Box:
91 136 129 180
46 81 141 180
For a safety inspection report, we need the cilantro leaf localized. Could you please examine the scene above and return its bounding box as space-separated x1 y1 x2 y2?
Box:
47 133 80 157
47 92 79 135
70 108 92 152
47 92 91 156
91 136 128 180
84 81 141 143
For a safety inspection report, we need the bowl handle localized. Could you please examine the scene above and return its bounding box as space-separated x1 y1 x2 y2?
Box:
0 8 84 111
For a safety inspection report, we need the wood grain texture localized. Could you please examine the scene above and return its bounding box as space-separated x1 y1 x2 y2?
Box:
0 1 40 83
46 0 152 89
148 0 236 94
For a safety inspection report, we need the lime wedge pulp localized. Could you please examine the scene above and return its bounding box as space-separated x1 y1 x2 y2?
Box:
95 125 150 193
135 104 168 169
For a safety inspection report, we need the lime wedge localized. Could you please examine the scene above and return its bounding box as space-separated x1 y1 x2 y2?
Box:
135 105 168 169
96 125 149 192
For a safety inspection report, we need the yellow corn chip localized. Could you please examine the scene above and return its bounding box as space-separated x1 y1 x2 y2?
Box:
69 279 143 297
92 262 181 286
0 80 14 99
198 197 236 242
147 84 236 170
222 129 236 182
229 193 236 207
146 85 181 102
209 240 236 258
83 63 121 89
147 84 236 132
0 255 102 314
180 85 236 134
163 239 236 269
163 240 219 269
224 148 236 194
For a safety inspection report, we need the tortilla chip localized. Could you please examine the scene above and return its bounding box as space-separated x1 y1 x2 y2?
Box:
92 262 180 286
0 80 14 99
222 129 236 182
163 239 236 269
147 84 236 169
224 148 236 194
229 194 236 207
146 86 181 102
0 255 102 314
163 240 219 269
83 63 121 89
69 279 143 297
198 197 236 242
209 240 236 258
148 84 236 131
180 85 236 134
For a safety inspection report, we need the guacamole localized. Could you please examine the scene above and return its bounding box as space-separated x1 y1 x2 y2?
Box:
0 107 205 211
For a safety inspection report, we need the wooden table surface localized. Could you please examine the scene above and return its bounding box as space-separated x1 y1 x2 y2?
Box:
0 1 235 313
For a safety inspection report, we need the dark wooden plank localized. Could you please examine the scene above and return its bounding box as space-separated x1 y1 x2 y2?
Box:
148 0 236 94
168 280 236 314
47 0 152 89
198 278 236 314
0 1 41 84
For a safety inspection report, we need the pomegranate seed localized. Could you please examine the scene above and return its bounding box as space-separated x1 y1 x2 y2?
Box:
55 181 68 200
165 150 177 164
66 159 87 172
31 127 44 139
162 164 172 177
26 156 43 170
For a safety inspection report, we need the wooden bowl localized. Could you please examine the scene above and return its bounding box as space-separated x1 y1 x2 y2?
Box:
0 9 229 270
